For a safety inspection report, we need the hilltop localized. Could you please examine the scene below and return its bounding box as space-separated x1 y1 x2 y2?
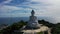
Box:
0 20 60 34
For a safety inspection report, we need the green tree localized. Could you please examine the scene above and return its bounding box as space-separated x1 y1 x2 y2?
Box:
0 20 26 34
51 23 60 34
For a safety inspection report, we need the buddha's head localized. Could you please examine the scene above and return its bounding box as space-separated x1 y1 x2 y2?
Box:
31 10 35 16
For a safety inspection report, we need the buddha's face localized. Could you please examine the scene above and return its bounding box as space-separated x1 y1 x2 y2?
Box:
31 11 35 16
31 13 35 16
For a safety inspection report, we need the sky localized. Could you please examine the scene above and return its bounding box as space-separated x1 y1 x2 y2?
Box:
0 0 60 23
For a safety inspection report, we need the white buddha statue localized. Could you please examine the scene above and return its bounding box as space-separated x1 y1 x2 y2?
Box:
27 10 40 29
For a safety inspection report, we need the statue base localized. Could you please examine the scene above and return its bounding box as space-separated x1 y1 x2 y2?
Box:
23 25 40 30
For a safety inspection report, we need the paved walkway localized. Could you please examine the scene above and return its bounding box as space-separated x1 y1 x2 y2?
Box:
22 26 49 33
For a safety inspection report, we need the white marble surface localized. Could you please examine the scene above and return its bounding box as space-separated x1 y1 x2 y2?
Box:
27 10 40 28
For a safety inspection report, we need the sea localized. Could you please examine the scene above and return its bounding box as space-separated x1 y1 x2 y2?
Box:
0 17 29 25
0 17 58 25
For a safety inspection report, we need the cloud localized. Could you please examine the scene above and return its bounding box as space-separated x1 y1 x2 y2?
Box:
33 0 60 23
0 0 12 7
0 5 22 13
0 5 32 17
0 0 60 23
5 0 31 5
